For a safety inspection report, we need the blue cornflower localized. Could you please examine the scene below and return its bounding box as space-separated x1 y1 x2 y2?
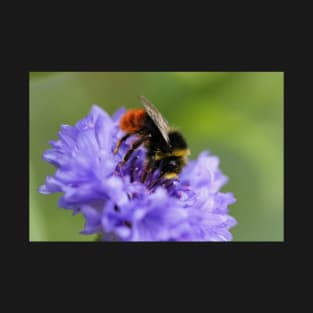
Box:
39 105 237 241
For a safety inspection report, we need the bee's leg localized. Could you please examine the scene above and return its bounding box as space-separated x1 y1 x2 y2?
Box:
121 135 149 166
140 158 155 183
149 171 166 189
113 133 131 154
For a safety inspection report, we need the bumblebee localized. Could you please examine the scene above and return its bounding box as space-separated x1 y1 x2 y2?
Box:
114 96 190 185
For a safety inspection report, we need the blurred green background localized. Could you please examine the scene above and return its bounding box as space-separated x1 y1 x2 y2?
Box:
30 72 284 241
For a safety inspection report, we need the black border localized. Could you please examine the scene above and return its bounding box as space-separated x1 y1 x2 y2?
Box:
6 10 298 300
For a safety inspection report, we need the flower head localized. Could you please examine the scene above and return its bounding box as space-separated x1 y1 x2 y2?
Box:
39 105 237 241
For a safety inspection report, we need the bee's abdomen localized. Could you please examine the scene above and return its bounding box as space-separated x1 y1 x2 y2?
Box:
119 109 146 133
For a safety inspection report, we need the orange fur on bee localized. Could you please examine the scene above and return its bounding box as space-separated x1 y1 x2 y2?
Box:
119 109 146 133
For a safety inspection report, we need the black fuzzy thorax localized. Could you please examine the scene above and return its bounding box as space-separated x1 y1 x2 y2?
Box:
142 114 188 156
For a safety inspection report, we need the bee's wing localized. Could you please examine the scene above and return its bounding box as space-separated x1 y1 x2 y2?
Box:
139 96 170 144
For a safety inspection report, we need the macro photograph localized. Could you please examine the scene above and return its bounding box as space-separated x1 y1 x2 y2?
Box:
29 72 284 242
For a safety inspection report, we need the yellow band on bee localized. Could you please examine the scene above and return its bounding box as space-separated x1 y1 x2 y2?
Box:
155 149 190 160
172 149 190 157
164 173 178 179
